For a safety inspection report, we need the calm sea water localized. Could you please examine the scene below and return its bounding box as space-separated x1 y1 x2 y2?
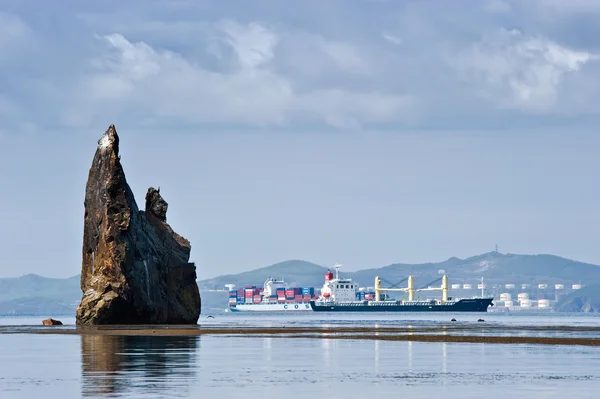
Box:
1 313 599 398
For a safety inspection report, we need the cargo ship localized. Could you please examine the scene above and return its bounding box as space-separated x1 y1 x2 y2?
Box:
309 264 494 312
228 277 318 312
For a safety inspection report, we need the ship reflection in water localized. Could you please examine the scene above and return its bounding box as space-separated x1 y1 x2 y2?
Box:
80 335 198 397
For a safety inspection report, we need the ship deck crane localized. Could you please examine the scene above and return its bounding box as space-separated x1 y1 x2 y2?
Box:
374 275 449 303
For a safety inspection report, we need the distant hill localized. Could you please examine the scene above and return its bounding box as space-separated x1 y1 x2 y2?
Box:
555 285 600 313
197 252 600 291
196 260 329 290
3 252 600 315
348 252 600 289
0 274 81 315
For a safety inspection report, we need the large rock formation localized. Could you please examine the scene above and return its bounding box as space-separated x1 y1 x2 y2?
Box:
76 125 201 325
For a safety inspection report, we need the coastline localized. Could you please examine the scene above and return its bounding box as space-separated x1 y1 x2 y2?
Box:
2 323 599 346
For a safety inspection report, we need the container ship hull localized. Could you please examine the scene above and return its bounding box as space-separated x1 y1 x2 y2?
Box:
309 298 494 312
229 303 312 312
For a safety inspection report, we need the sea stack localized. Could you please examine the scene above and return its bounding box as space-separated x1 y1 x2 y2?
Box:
75 125 201 325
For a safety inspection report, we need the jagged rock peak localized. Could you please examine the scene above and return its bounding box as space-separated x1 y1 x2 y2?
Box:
146 187 168 222
97 124 119 154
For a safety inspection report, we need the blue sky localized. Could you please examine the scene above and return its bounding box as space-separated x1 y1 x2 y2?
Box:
0 0 599 279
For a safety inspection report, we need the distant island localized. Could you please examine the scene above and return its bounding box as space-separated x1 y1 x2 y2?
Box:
2 251 600 315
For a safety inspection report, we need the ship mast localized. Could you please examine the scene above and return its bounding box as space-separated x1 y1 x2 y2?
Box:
334 263 342 280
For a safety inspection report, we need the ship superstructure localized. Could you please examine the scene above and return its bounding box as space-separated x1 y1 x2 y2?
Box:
318 264 358 302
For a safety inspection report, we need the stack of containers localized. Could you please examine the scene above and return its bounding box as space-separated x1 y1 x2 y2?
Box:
355 291 366 301
285 288 294 303
277 287 286 303
285 288 294 298
244 286 261 304
229 289 238 306
302 287 314 302
245 287 254 304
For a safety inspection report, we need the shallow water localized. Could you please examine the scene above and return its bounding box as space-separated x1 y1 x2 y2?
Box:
1 313 600 398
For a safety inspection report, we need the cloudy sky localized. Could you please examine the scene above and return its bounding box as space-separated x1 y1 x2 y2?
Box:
1 0 599 279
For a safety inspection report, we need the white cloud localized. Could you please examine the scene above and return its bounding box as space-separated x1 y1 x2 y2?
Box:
1 2 600 132
69 24 410 130
217 20 279 69
452 28 598 112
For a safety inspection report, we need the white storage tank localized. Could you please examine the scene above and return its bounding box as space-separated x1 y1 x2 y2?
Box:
572 284 582 290
520 299 531 308
451 284 461 289
517 293 529 301
463 284 472 289
521 284 530 289
504 300 513 307
555 284 564 290
500 293 512 301
538 299 550 308
538 284 548 289
505 284 515 289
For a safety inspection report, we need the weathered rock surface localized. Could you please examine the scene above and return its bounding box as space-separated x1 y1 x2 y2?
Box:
75 125 201 325
42 318 63 326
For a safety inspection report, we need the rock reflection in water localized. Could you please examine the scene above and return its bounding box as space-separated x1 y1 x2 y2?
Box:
81 334 198 397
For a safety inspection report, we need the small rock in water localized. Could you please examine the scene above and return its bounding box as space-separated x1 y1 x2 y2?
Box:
42 318 63 326
451 318 457 322
477 318 485 322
